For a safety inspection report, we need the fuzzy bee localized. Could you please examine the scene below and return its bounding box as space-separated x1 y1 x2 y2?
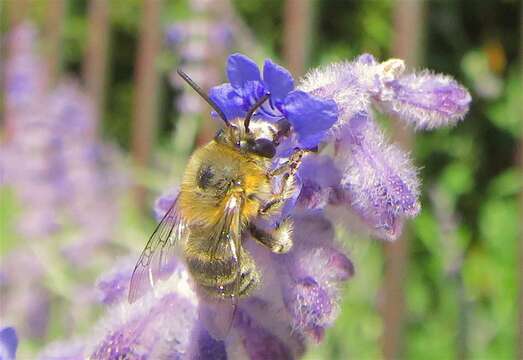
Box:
128 69 306 338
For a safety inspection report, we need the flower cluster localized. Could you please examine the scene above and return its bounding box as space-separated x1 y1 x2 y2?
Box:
209 52 470 239
297 54 470 239
1 23 123 250
0 24 58 343
48 82 124 264
1 23 124 348
2 23 58 238
38 53 469 359
166 0 235 117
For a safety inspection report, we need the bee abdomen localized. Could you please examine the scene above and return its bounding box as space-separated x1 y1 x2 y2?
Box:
185 246 261 298
186 253 237 287
184 232 261 298
197 264 260 298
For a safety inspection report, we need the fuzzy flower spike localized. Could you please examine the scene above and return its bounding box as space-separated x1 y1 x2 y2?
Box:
40 53 469 360
299 54 471 240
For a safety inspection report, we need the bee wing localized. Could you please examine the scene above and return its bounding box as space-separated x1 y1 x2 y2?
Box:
200 193 244 340
128 195 189 303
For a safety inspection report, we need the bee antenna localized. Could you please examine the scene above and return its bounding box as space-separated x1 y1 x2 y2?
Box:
244 93 270 132
177 68 229 126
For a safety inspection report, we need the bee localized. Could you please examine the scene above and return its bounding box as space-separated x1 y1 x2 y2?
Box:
128 69 306 338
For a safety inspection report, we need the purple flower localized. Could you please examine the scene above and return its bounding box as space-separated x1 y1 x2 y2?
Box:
57 193 346 358
209 53 338 148
300 54 471 132
189 322 227 360
296 155 342 210
278 211 353 341
153 187 179 221
334 111 420 240
298 54 470 239
95 257 135 305
233 310 295 359
89 266 199 360
373 70 471 129
4 23 48 112
0 327 18 360
90 295 197 359
47 262 228 360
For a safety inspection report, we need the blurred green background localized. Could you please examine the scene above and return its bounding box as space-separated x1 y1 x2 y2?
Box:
1 0 521 359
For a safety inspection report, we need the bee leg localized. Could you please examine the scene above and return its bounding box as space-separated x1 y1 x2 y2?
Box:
259 173 293 215
249 218 293 254
259 150 306 216
269 149 307 177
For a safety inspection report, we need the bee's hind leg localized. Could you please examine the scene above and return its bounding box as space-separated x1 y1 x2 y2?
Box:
248 218 293 254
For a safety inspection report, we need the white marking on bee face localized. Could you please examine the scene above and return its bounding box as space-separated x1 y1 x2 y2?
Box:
248 121 277 141
227 196 238 209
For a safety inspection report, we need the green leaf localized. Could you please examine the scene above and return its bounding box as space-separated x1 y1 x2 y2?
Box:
487 168 523 197
486 68 523 137
478 198 518 262
439 162 474 197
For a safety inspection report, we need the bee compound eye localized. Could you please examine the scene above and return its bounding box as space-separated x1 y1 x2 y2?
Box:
214 129 226 143
253 138 276 158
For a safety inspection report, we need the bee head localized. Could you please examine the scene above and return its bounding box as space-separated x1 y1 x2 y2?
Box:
214 120 278 158
177 68 289 159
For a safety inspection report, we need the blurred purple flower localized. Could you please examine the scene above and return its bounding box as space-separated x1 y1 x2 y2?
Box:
0 327 18 360
211 23 235 49
48 81 123 264
2 22 125 350
37 339 85 360
165 24 187 47
2 24 123 246
209 54 338 148
2 23 60 238
166 14 236 119
3 23 48 112
0 250 50 340
153 187 179 221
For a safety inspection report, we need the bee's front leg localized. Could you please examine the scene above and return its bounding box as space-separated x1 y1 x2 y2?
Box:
269 149 306 177
248 218 293 254
259 150 306 216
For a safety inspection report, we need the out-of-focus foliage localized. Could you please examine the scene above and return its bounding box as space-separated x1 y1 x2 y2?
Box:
0 0 520 359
